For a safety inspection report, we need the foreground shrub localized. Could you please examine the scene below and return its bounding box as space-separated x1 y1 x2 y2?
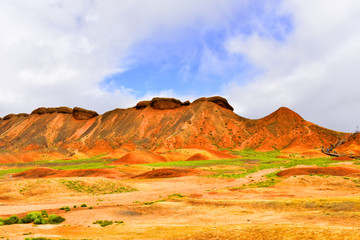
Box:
48 214 65 224
4 215 20 225
93 220 113 227
0 211 65 226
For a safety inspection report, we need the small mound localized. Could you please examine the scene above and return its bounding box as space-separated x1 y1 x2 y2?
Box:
300 150 329 158
133 168 201 179
109 151 167 165
277 166 360 178
13 167 126 179
14 167 59 178
332 156 354 161
186 153 210 161
206 149 238 159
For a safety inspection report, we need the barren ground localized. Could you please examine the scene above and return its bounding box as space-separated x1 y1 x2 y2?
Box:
1 151 360 239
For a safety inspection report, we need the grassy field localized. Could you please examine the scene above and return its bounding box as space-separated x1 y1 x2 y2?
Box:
144 149 339 179
0 155 117 178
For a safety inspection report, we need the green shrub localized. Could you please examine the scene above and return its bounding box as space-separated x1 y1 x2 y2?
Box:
93 220 113 227
0 211 65 226
48 214 65 224
41 210 48 218
33 217 47 225
60 206 70 212
4 215 20 225
80 203 87 207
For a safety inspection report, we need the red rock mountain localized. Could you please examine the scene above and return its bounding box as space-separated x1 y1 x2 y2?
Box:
0 96 348 162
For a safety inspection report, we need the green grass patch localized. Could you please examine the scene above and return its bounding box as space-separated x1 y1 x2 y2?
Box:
0 154 116 170
208 157 335 179
59 179 137 195
52 162 115 170
144 149 336 179
232 178 281 190
144 158 245 168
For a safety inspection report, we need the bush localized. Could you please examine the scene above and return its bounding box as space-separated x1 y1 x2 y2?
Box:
41 210 48 218
81 203 87 207
0 211 65 226
60 206 70 212
48 214 65 224
4 215 20 225
33 217 47 225
93 220 113 227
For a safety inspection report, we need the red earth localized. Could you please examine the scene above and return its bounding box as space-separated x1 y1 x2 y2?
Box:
277 166 360 177
13 167 128 179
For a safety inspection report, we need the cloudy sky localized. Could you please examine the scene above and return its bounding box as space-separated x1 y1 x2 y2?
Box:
0 0 359 132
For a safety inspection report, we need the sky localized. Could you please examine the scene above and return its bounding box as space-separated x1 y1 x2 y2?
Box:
0 0 359 132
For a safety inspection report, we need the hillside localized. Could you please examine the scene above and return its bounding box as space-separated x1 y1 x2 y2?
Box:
0 96 348 162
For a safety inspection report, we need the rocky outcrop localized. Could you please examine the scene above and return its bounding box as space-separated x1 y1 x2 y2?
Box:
31 107 57 115
193 96 234 111
136 98 191 110
136 101 151 109
17 113 29 118
3 114 16 120
182 100 190 106
149 98 183 110
56 107 73 114
73 107 98 120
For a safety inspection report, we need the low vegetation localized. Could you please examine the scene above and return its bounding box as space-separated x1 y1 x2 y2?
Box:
59 179 137 195
0 155 116 176
145 150 339 179
93 220 124 227
0 211 65 226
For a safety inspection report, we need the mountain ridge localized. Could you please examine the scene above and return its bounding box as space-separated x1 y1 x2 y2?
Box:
0 96 350 163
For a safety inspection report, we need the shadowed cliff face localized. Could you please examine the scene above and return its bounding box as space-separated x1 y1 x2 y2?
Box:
0 97 348 162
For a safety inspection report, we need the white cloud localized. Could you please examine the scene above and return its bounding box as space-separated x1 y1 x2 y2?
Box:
0 0 244 115
223 0 360 132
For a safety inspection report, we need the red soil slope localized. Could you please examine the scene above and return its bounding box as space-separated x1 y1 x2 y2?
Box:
0 97 348 163
186 153 210 161
13 167 127 179
132 168 203 179
109 151 168 165
277 167 360 177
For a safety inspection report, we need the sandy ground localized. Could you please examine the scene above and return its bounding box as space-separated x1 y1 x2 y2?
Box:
1 164 360 239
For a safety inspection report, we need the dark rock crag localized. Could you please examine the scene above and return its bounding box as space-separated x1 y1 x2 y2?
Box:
73 107 98 120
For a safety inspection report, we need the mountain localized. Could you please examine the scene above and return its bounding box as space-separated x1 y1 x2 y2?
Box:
0 96 348 162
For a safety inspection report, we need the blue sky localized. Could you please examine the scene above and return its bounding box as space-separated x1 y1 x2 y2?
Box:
0 0 360 132
102 0 293 97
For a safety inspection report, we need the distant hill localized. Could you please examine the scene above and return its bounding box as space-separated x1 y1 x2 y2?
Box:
0 96 348 162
